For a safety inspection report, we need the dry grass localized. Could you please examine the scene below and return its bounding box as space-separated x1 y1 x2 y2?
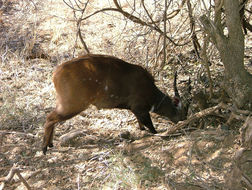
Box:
0 0 251 189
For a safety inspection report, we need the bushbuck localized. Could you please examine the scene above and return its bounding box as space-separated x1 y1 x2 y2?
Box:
42 54 187 154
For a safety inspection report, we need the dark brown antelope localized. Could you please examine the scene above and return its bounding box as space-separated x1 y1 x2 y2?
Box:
42 54 187 154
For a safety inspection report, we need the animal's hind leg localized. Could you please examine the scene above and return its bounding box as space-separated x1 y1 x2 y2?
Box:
42 110 61 154
42 109 81 155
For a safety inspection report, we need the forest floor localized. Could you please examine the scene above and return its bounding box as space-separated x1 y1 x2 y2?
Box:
0 0 251 189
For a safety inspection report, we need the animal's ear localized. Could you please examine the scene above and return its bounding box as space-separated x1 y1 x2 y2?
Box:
173 96 182 109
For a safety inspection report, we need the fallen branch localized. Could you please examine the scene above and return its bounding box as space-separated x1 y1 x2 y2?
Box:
0 165 31 190
0 130 34 137
59 129 87 146
156 103 224 137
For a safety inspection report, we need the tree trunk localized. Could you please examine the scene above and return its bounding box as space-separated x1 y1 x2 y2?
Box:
220 43 252 109
200 0 252 110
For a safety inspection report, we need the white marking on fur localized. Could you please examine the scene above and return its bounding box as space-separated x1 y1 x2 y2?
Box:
150 105 155 112
177 101 182 110
105 85 108 91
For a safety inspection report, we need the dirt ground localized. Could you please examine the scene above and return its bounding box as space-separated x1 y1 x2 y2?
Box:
0 0 251 189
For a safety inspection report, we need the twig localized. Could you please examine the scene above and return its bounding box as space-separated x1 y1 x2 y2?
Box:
63 0 82 11
15 171 31 190
63 0 90 55
163 0 167 65
201 35 213 98
156 103 224 136
77 0 90 54
0 130 35 137
215 0 224 13
29 0 37 10
78 0 189 46
77 20 90 54
113 0 189 46
187 0 201 58
0 165 31 190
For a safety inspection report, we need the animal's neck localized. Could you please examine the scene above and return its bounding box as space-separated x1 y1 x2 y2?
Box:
151 90 173 112
154 92 166 110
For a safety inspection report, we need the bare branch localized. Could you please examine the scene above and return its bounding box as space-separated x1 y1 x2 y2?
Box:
79 0 189 46
113 0 189 46
200 35 213 98
77 1 90 54
187 0 201 58
199 14 227 48
0 130 35 137
77 26 90 54
163 0 167 65
215 0 224 13
63 0 82 11
141 0 182 24
240 0 252 34
68 0 90 54
156 103 224 136
141 0 158 27
81 8 120 21
73 0 83 10
0 165 31 190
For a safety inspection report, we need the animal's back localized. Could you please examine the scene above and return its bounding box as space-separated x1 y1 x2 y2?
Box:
53 54 157 110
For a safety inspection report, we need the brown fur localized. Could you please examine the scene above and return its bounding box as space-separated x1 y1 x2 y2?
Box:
42 54 185 154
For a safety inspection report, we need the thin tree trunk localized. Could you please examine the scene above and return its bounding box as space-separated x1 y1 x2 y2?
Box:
200 0 252 110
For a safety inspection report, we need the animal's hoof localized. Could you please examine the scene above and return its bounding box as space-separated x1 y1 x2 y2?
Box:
48 143 54 148
139 126 146 131
42 146 47 155
150 130 157 134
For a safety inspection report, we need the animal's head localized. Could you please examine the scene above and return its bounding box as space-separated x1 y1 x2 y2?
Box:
154 71 191 123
